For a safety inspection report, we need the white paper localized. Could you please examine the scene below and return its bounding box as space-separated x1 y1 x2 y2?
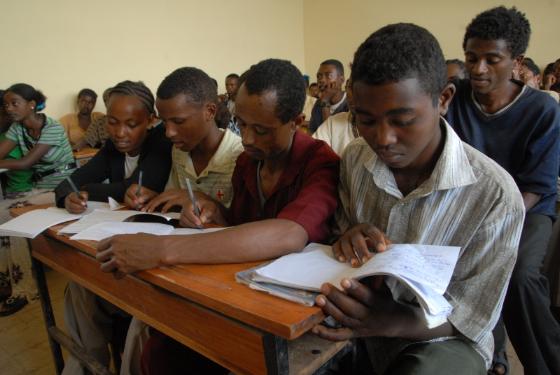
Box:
108 197 124 210
170 227 226 235
0 208 82 238
70 221 174 241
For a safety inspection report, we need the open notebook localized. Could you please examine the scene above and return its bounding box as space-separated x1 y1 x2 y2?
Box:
237 242 461 328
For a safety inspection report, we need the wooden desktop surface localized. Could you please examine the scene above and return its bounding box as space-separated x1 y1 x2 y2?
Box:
16 206 341 374
73 147 99 160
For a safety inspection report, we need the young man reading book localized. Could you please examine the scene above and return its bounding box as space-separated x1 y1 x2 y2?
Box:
311 24 524 374
97 59 340 373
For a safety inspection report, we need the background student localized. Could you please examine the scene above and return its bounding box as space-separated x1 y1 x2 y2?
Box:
59 88 105 150
55 80 172 212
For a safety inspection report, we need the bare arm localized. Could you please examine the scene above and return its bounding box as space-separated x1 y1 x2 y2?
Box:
96 218 309 274
0 138 17 161
0 142 51 170
521 192 541 211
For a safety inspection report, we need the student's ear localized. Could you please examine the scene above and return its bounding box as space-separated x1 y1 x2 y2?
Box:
292 113 305 130
203 101 217 122
512 54 525 76
438 82 456 116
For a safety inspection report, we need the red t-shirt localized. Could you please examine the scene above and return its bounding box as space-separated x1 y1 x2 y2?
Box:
228 130 340 243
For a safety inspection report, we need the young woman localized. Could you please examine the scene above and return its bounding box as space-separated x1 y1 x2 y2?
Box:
55 80 172 212
0 83 75 315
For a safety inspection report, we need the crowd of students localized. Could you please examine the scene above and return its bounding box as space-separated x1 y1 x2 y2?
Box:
1 5 560 375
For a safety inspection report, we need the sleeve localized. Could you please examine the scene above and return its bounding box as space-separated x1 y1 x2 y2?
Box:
38 121 68 146
515 106 560 196
4 123 20 143
83 116 104 147
333 147 353 237
446 201 524 345
312 116 332 145
276 144 340 243
54 144 113 206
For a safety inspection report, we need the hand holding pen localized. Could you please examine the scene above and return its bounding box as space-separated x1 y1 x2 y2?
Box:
64 176 89 214
124 170 156 210
184 178 203 228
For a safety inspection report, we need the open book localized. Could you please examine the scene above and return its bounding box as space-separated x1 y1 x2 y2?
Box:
237 243 460 328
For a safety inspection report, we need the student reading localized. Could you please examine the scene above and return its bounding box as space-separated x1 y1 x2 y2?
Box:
311 23 524 374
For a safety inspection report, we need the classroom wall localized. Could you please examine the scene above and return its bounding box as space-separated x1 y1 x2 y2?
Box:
0 0 305 119
303 0 560 82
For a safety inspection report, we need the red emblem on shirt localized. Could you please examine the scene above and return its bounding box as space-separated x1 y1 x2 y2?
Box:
216 189 225 201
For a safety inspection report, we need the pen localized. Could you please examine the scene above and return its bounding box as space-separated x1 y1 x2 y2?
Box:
66 176 87 207
185 177 201 218
136 170 143 196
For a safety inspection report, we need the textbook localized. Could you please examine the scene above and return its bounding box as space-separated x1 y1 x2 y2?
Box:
238 242 461 328
59 210 181 234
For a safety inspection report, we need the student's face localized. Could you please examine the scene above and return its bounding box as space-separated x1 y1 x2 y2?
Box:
464 38 522 95
308 84 319 98
225 77 239 97
352 78 453 171
156 94 216 152
316 64 344 92
77 95 96 115
106 95 153 156
235 84 301 161
446 63 466 81
519 65 540 89
2 92 35 123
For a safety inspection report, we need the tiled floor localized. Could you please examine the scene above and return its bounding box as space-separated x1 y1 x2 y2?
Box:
0 269 525 375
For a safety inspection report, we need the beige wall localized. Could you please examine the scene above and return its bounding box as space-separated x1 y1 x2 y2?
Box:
0 0 305 118
303 0 560 82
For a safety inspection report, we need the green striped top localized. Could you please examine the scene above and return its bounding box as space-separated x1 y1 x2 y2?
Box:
6 116 76 189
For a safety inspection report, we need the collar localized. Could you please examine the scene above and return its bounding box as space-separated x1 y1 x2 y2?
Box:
364 119 477 200
331 92 347 113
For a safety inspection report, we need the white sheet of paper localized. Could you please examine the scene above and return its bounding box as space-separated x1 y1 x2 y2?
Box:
108 197 124 210
170 227 226 235
70 221 174 241
0 208 82 238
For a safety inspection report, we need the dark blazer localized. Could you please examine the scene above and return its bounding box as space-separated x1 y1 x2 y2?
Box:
55 124 172 207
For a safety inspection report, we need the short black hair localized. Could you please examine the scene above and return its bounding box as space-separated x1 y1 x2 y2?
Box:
446 59 468 78
522 57 540 76
5 83 47 111
544 62 556 76
157 67 218 105
0 90 4 107
309 82 318 88
242 58 306 123
226 73 239 81
351 23 446 105
320 59 344 76
78 88 97 101
463 6 530 58
109 81 155 114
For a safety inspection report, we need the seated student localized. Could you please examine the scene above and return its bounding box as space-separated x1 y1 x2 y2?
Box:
0 89 33 199
308 59 348 134
143 67 243 213
55 80 172 211
445 7 560 375
446 59 468 81
520 57 560 102
313 79 358 155
0 83 76 315
54 80 171 375
96 59 340 374
59 88 105 150
312 23 524 375
74 87 113 151
542 62 557 90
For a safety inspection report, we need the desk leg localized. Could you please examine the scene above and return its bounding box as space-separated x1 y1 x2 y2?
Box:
30 246 65 374
263 334 289 375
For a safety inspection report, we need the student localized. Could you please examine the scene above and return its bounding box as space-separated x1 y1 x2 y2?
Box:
0 90 33 199
0 83 75 315
308 59 348 134
59 88 105 150
311 23 524 374
55 80 172 211
97 59 340 373
542 62 557 90
143 66 243 214
446 59 468 81
313 79 358 156
445 7 560 375
74 87 113 150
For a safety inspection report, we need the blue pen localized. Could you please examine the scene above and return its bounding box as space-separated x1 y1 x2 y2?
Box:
66 176 87 207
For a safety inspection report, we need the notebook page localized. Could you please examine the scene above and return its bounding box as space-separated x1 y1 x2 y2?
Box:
70 221 174 241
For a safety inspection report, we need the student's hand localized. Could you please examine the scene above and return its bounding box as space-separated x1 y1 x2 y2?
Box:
179 192 220 228
333 224 391 267
64 191 89 214
142 189 189 213
96 233 163 277
312 278 396 341
124 185 158 210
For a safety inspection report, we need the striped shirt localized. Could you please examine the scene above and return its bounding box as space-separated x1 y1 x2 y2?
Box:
6 116 75 189
165 128 243 207
337 119 524 370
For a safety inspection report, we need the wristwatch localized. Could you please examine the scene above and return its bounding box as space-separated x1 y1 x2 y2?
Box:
318 101 331 108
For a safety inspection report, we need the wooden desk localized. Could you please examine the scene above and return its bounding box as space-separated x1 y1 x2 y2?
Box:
24 209 350 374
73 147 99 166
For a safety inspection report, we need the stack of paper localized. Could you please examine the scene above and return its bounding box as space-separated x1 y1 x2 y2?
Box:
0 207 82 238
240 243 461 328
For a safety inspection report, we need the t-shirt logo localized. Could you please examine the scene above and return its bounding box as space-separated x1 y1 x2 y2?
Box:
216 189 225 201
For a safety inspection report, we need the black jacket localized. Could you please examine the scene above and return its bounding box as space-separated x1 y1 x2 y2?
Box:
55 124 172 207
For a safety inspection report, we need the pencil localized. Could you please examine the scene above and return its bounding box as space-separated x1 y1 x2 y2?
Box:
66 176 87 207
